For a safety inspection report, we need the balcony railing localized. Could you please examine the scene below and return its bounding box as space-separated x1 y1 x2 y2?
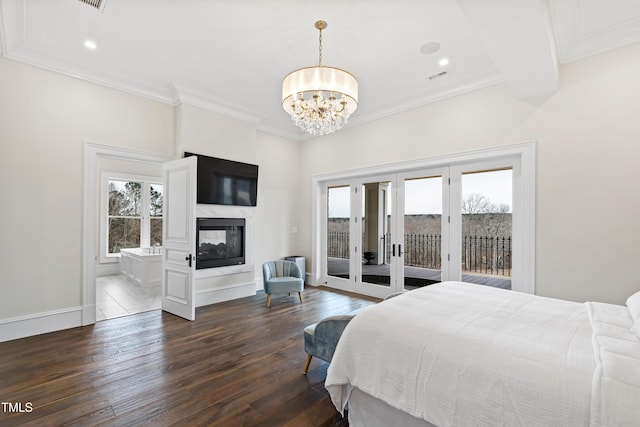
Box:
327 232 511 277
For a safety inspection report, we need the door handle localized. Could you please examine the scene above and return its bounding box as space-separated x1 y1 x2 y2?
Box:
392 244 396 257
398 244 403 257
185 254 193 267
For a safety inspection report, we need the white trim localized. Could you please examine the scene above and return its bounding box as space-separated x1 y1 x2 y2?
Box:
170 83 266 125
0 307 83 343
255 277 265 292
195 281 257 307
311 141 536 296
450 156 526 292
96 263 120 277
83 142 172 327
313 142 535 182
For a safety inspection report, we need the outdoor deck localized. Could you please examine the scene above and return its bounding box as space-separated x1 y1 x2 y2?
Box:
327 257 511 290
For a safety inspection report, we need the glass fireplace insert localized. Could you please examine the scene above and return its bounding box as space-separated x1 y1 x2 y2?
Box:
196 218 245 269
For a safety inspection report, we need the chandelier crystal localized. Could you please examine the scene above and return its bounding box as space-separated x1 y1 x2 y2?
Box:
282 20 358 136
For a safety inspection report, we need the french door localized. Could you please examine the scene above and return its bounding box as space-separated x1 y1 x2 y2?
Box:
324 167 449 297
322 158 519 298
396 168 450 293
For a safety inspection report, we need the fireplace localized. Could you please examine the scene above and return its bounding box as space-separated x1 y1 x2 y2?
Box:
196 218 245 270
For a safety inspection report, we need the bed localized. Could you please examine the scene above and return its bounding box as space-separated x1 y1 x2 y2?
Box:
325 281 640 427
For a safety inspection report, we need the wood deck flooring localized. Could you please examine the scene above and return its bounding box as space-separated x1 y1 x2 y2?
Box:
0 287 378 427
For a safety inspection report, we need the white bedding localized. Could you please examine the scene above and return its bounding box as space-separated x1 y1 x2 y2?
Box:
325 281 640 427
587 301 640 427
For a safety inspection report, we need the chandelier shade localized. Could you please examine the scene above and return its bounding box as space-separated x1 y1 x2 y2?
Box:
282 21 358 136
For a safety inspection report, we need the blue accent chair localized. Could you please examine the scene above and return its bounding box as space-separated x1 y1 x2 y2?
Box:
262 260 304 308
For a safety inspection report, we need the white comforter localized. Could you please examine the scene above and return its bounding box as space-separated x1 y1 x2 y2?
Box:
587 301 640 426
326 282 640 427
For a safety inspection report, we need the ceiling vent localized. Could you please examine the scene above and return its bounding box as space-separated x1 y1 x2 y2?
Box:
428 71 448 80
78 0 107 12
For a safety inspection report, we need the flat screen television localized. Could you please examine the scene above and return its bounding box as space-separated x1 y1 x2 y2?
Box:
184 152 258 206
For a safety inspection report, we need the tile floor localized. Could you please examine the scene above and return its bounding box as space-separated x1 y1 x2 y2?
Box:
96 274 161 321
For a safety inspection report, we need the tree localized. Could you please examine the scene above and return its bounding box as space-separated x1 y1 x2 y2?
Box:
150 186 163 217
461 193 511 237
108 181 142 253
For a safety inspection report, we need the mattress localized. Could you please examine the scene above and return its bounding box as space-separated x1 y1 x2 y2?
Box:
325 281 640 427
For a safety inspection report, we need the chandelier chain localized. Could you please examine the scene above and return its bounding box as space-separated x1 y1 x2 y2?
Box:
318 26 323 66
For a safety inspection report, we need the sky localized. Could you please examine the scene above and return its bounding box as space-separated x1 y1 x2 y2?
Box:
328 169 512 217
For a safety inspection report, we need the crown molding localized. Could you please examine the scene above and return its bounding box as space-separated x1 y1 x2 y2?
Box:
3 44 174 103
1 41 505 143
348 67 504 128
256 119 311 142
168 83 267 126
550 0 640 63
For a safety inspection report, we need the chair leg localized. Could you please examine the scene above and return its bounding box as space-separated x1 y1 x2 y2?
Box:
298 292 303 304
266 294 272 308
303 354 312 375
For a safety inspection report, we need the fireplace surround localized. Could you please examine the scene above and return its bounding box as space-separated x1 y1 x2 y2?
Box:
196 218 245 270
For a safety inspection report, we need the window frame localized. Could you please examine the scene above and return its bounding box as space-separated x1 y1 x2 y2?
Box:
99 171 163 263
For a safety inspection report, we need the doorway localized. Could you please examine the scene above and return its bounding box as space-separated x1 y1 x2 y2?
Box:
82 142 171 326
323 167 449 298
316 143 534 298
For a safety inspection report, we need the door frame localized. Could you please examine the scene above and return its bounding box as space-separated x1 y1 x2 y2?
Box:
311 141 536 296
322 180 356 293
396 166 451 291
82 142 172 325
354 174 398 298
450 157 521 290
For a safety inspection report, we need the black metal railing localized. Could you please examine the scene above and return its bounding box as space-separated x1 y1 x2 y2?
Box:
327 231 350 259
462 235 511 276
327 232 511 277
395 234 442 270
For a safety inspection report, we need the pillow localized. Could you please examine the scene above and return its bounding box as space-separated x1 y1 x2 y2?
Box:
626 290 640 337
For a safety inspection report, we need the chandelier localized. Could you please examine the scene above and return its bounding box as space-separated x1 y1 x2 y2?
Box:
282 20 358 136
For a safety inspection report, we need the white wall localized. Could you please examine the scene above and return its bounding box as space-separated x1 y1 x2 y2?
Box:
298 43 640 305
0 57 175 321
174 104 301 292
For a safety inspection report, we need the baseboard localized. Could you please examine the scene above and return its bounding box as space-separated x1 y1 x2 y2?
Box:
195 281 256 307
2 280 265 342
0 307 84 343
96 263 120 277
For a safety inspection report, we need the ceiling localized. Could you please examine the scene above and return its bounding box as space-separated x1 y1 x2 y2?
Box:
1 0 639 141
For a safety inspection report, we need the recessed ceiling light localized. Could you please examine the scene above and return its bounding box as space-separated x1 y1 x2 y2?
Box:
438 58 449 67
84 39 97 50
420 42 441 55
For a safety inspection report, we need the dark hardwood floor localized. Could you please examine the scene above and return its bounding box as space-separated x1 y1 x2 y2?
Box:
0 287 378 426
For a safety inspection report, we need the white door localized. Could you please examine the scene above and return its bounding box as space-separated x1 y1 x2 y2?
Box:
396 167 450 292
162 156 197 320
355 175 398 298
325 183 353 289
450 157 518 291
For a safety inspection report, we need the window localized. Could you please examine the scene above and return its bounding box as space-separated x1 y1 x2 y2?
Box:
101 173 163 261
108 180 142 253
